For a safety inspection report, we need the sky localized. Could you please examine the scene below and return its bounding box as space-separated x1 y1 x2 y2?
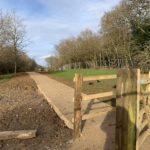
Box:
0 0 121 66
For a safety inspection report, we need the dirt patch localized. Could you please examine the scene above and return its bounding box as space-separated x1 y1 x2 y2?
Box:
0 74 72 150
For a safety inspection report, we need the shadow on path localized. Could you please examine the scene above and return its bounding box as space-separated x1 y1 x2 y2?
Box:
81 98 116 131
101 106 136 150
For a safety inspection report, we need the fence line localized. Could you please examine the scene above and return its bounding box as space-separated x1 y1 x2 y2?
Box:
73 73 116 139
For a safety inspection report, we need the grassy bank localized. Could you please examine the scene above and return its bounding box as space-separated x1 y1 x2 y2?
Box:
50 69 116 80
0 74 13 83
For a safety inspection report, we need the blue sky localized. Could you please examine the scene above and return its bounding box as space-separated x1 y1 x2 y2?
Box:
0 0 121 66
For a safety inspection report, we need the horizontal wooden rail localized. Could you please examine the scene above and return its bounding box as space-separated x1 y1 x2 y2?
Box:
83 75 117 82
82 107 115 120
72 107 115 122
82 91 114 101
73 74 117 82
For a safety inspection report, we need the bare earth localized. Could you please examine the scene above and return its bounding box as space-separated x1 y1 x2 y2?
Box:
0 74 72 150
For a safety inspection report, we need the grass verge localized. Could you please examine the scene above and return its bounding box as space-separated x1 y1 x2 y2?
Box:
0 74 13 83
49 69 116 80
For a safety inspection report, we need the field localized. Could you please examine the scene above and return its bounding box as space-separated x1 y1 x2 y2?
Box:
0 74 71 150
50 69 116 80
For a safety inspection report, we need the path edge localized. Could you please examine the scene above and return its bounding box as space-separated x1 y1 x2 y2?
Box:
37 84 73 129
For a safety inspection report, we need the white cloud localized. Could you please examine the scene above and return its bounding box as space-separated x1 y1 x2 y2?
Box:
25 0 121 66
40 54 52 59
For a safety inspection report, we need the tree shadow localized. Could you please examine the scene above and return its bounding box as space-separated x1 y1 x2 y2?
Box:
81 99 95 131
101 106 136 150
81 98 116 131
101 108 116 150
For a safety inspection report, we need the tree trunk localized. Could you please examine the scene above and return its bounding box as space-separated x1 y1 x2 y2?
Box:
14 61 17 75
14 46 17 75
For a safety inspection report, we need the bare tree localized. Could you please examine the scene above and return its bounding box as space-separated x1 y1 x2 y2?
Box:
47 0 150 71
0 11 36 74
8 12 27 74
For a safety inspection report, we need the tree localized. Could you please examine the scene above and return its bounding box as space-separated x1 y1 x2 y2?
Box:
47 0 150 71
100 3 134 67
7 12 27 74
46 56 60 70
121 0 150 49
0 11 37 74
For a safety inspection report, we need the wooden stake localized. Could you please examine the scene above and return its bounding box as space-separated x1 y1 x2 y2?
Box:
74 73 82 139
0 130 37 140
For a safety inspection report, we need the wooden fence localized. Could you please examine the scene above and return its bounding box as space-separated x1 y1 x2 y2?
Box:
73 69 150 150
73 74 117 138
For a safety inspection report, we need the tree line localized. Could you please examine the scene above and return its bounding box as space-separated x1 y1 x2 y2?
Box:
46 0 150 72
0 11 37 74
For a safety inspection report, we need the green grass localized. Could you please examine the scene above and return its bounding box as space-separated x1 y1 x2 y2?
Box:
50 69 116 80
0 74 13 83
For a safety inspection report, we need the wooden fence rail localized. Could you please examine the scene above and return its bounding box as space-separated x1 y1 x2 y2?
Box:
73 73 117 139
82 91 114 101
83 74 117 81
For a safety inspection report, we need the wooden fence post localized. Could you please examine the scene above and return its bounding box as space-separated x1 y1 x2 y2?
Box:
116 69 140 150
74 73 83 139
